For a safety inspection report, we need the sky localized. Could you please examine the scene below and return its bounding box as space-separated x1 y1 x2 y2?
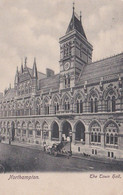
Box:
0 0 123 92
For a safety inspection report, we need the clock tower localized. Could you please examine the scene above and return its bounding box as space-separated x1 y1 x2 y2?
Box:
59 4 93 90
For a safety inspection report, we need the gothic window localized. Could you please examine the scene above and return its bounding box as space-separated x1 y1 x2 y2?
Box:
28 122 33 137
105 122 118 146
90 122 101 144
53 96 59 114
89 90 98 113
63 42 71 58
106 133 109 144
22 122 26 136
44 97 50 115
64 75 70 88
35 122 41 137
63 95 70 111
112 96 116 112
76 94 83 113
105 88 117 112
90 99 93 113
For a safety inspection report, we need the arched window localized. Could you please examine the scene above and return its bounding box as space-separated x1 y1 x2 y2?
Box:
44 97 49 115
77 100 79 113
64 95 70 111
64 75 70 88
76 94 83 113
90 122 101 144
90 99 93 113
95 133 97 142
114 134 118 145
106 133 109 144
107 97 110 112
110 134 114 144
35 122 41 137
105 122 118 146
91 132 93 142
89 90 99 113
112 96 116 112
95 98 98 112
98 133 101 142
105 88 117 112
80 100 83 113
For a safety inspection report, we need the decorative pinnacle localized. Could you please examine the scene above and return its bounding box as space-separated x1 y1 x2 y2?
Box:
25 57 27 67
73 2 75 13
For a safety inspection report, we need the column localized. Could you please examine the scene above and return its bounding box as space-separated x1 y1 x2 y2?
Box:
26 129 29 139
49 130 52 141
33 129 36 139
85 132 90 145
59 131 62 142
72 131 75 144
101 133 105 147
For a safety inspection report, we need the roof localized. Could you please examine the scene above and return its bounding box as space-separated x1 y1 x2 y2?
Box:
78 52 123 85
28 67 46 80
3 88 16 100
66 12 86 39
39 74 60 92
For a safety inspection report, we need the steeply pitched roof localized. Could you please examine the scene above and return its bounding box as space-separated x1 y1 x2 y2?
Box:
39 74 59 92
78 52 123 85
66 12 86 39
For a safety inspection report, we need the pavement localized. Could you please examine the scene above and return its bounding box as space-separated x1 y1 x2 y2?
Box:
1 140 123 165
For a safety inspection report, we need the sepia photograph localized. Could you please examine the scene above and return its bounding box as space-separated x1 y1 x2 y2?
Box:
0 0 123 194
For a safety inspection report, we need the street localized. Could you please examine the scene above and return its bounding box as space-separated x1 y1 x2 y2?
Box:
0 143 123 172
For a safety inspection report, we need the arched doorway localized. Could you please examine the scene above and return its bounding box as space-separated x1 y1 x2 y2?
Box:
51 122 59 140
62 121 72 141
75 121 85 142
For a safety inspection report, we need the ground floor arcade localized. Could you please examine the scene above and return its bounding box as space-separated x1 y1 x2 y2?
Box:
0 114 123 160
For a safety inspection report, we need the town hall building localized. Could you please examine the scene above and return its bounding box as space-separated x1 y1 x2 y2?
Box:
0 5 123 160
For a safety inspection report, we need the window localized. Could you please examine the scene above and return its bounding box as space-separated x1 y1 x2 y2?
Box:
106 133 109 144
106 88 117 112
114 134 118 145
92 149 94 154
65 75 70 88
108 152 110 157
91 132 93 142
95 150 97 155
112 96 116 112
90 122 101 144
76 99 83 113
110 134 114 144
95 98 98 112
90 99 93 113
105 122 118 147
64 97 70 111
111 152 114 158
78 147 80 152
98 133 101 142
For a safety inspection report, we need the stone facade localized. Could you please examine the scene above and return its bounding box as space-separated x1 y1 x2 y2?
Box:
0 8 123 160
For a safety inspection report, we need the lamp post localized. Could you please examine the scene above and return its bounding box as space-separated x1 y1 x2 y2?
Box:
69 130 72 156
43 130 46 151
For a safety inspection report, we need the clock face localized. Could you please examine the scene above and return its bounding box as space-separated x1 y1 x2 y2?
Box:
64 62 70 70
